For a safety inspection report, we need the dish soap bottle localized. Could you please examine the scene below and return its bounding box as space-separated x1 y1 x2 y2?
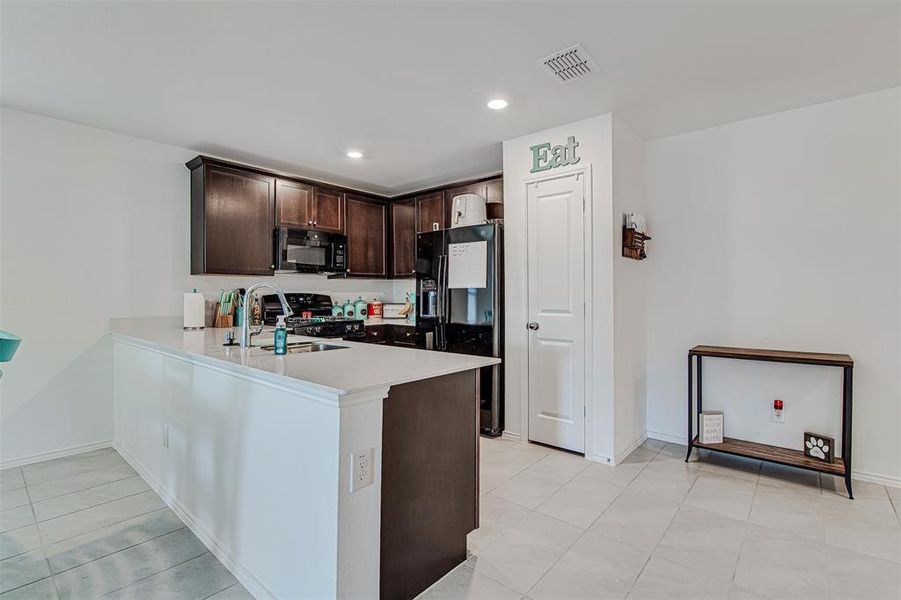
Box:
274 315 288 355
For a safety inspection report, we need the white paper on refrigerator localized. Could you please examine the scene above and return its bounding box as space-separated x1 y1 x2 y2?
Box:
448 241 487 289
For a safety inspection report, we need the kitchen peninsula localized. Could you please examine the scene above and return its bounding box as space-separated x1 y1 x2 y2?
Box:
110 318 498 600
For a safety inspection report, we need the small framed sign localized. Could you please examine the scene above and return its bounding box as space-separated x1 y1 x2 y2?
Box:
700 411 724 444
804 432 834 463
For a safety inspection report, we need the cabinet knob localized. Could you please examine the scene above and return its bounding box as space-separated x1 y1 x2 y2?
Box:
527 321 540 331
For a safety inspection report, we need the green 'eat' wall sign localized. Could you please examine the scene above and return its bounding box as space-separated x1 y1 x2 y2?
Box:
529 136 580 173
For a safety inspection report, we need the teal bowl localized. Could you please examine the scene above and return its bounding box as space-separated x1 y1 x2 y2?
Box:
0 331 21 363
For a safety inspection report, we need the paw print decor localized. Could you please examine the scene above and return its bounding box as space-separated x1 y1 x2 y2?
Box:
803 432 834 463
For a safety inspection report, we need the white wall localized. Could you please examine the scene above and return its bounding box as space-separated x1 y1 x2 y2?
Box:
0 108 399 466
504 114 625 462
611 117 648 459
645 88 901 484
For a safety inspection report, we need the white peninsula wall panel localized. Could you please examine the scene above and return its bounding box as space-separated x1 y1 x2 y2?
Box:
0 108 396 466
644 88 900 484
113 338 384 598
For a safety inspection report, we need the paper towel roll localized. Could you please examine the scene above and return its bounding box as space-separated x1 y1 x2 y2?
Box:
183 292 206 330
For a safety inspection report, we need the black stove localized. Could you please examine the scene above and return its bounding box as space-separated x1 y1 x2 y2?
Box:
287 316 365 340
260 293 365 340
260 293 333 325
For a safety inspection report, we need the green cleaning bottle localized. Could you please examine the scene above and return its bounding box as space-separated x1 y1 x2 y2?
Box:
274 315 288 355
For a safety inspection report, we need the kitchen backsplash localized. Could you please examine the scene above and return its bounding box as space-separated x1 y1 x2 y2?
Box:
188 274 415 306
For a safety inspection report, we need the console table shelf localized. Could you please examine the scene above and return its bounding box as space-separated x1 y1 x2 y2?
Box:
686 345 854 497
692 436 846 476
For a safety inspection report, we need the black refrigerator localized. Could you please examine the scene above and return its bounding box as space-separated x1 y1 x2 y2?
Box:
415 223 503 436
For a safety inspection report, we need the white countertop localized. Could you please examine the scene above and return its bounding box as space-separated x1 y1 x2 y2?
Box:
110 317 498 397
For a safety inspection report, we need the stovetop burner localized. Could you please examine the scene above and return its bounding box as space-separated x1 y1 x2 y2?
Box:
287 315 366 340
286 316 362 324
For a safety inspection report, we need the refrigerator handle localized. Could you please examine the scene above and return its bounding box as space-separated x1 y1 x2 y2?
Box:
443 255 450 320
492 229 501 358
437 255 445 321
438 254 448 351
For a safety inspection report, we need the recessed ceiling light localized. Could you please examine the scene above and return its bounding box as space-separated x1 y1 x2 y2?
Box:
346 150 363 159
487 99 508 110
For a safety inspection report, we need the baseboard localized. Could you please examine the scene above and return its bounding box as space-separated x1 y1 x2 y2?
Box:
852 469 901 489
501 431 522 442
113 442 277 600
646 430 686 445
1 440 113 470
644 431 900 489
613 434 647 465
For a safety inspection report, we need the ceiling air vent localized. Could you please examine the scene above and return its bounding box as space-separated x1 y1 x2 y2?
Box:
539 44 601 83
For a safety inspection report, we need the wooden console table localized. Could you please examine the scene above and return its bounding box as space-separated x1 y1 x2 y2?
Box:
685 345 854 498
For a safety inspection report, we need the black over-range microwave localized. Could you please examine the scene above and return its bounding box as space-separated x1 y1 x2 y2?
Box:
274 227 347 274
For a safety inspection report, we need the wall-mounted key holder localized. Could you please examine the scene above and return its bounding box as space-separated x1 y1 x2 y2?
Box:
623 213 650 260
622 226 651 260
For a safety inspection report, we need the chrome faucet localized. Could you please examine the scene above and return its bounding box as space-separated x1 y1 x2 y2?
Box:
238 283 294 348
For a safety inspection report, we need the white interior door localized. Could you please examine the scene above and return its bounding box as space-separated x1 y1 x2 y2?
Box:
527 171 586 453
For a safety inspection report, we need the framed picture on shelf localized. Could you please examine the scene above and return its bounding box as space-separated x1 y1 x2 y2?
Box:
803 432 834 463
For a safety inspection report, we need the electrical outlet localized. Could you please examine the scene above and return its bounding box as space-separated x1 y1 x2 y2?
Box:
162 425 170 448
350 448 374 492
771 400 785 424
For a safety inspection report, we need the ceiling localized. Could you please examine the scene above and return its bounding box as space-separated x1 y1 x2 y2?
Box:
2 1 898 196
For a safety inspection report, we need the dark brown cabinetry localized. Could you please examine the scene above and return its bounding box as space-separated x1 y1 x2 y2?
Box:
276 179 344 233
275 179 313 229
416 191 446 233
190 159 275 275
364 324 420 347
391 199 416 278
389 176 503 278
189 154 500 279
345 194 388 277
311 187 345 233
485 178 503 204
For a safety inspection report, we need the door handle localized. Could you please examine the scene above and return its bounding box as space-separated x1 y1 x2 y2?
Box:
527 322 539 330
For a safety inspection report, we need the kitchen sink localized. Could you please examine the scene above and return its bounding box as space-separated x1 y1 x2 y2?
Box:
258 342 348 354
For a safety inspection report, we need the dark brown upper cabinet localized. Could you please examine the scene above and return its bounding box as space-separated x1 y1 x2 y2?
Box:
188 155 500 278
485 177 504 204
391 198 416 278
275 178 313 228
276 180 344 233
345 194 387 277
189 159 276 276
311 186 345 233
416 191 445 233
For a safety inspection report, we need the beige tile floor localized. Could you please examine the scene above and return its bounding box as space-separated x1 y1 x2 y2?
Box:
419 437 901 600
3 442 899 599
0 448 250 600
